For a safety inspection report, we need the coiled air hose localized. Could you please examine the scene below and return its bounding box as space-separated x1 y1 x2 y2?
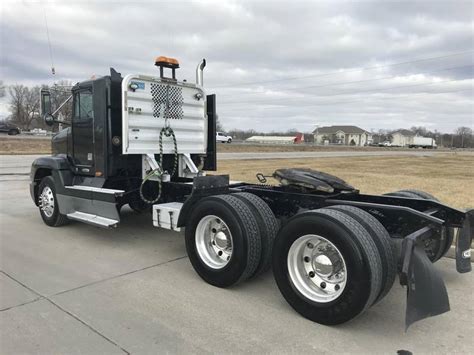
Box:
139 126 178 204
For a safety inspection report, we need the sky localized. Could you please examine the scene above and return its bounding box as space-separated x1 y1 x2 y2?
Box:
1 0 473 133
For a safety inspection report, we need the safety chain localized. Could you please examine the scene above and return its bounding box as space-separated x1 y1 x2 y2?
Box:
139 124 179 204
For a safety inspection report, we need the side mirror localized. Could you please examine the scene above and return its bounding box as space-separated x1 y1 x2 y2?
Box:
40 89 52 118
44 114 55 126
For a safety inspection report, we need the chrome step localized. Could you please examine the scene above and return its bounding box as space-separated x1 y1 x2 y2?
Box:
67 211 119 228
65 186 124 195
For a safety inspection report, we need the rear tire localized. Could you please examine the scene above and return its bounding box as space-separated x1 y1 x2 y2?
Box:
185 194 261 287
273 208 383 325
327 205 396 303
233 192 278 277
384 189 454 261
37 176 69 227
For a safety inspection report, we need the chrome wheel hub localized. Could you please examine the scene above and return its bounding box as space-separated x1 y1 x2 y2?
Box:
39 186 55 218
195 215 233 269
287 234 347 303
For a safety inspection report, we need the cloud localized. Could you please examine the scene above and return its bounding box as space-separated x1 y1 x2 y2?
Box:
1 0 473 132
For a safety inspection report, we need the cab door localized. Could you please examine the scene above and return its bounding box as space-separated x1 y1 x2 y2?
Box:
72 88 95 175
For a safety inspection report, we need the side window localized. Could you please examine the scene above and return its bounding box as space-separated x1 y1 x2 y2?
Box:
73 90 94 120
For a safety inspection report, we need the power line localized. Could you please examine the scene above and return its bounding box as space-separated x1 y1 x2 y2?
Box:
217 64 473 99
212 50 474 88
218 78 472 106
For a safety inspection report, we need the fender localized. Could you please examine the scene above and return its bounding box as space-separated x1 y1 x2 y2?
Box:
177 175 230 227
30 155 73 204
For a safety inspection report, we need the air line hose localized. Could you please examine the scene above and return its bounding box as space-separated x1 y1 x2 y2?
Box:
139 126 178 204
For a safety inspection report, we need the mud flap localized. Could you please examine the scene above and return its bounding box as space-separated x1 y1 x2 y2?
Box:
400 227 450 330
456 209 473 273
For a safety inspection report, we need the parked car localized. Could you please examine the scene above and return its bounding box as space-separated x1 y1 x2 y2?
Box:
381 141 392 147
216 132 232 143
0 122 20 135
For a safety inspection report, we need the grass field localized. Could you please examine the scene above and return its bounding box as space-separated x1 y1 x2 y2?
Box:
0 136 449 155
216 154 474 209
0 137 51 154
1 136 472 209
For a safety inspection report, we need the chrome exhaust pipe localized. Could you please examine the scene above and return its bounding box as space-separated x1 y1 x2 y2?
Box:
196 58 206 86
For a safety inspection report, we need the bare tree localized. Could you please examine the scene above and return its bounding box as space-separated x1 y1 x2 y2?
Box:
49 80 73 121
0 81 5 98
455 126 473 148
215 113 224 132
410 126 429 136
9 84 41 130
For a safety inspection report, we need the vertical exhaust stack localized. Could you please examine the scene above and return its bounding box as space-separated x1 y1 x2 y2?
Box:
196 59 206 86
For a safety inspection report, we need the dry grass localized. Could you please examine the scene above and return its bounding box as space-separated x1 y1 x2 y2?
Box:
216 143 418 153
1 137 472 208
0 137 51 155
215 153 474 209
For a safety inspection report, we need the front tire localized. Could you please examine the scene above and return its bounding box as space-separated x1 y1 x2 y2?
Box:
37 176 69 227
227 138 232 143
273 208 383 325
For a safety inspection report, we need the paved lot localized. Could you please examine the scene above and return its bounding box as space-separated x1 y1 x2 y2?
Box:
0 178 473 354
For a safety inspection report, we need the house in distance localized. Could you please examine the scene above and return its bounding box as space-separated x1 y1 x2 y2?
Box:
313 125 372 146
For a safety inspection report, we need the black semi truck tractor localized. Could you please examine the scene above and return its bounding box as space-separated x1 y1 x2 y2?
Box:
31 56 473 328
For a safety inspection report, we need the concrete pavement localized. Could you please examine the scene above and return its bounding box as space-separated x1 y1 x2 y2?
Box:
1 179 473 354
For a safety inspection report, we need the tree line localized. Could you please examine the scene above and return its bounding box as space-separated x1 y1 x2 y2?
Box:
3 81 73 131
1 81 472 148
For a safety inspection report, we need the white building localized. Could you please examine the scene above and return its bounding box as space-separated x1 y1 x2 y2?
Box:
313 125 372 146
391 130 415 147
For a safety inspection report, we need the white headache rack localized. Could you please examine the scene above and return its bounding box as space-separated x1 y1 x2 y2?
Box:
153 202 183 231
121 74 207 155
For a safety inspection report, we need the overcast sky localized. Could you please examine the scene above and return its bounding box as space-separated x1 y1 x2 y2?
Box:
1 0 473 133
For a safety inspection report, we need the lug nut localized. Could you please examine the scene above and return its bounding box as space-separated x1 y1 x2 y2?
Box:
335 284 340 291
304 256 310 263
218 251 223 256
307 242 314 249
320 282 326 289
309 271 315 278
212 228 217 233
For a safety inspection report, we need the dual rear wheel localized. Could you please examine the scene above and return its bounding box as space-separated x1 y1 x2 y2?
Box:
273 207 396 325
384 189 454 262
185 193 277 287
186 195 396 325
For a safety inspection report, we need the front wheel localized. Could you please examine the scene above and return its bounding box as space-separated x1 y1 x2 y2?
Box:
37 176 69 227
227 138 232 143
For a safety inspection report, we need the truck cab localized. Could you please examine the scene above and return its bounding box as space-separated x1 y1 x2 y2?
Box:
31 58 216 227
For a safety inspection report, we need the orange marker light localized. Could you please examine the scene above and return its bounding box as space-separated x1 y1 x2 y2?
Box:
155 56 180 68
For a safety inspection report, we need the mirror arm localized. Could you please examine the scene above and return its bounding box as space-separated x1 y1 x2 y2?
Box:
51 95 73 117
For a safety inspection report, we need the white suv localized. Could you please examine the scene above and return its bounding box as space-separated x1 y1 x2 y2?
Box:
216 132 232 143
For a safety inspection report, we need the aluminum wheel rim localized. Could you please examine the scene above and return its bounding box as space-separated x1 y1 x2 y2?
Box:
195 215 233 269
287 234 347 303
39 186 55 218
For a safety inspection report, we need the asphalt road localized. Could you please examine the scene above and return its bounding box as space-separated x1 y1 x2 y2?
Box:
0 150 461 176
1 179 473 354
